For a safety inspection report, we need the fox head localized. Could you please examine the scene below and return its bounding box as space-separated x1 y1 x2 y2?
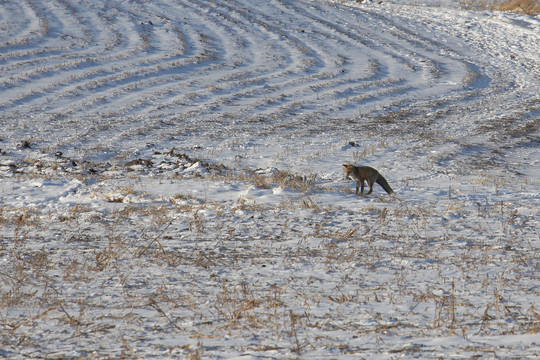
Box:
342 164 353 179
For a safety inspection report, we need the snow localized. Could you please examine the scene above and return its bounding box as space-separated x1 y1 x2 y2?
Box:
0 0 539 358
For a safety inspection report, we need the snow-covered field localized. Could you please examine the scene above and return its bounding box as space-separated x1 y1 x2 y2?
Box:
1 0 539 358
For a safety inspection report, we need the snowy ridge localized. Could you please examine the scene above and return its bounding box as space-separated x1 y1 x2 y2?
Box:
0 0 539 358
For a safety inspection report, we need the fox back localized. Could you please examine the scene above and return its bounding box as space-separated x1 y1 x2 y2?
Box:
343 164 379 182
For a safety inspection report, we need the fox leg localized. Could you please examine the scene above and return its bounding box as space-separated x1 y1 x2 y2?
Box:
366 180 374 195
355 181 360 194
359 181 366 195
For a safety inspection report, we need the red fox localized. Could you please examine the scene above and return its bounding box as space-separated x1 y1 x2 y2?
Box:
343 164 394 196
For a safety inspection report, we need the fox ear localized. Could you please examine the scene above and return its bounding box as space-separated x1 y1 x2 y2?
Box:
342 164 348 167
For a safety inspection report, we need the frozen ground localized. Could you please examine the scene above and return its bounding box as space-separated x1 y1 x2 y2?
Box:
0 0 539 358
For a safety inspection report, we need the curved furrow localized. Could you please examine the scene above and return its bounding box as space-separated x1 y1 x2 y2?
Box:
0 0 537 159
2 0 247 148
0 0 44 49
289 2 471 110
137 0 375 121
0 0 425 145
0 1 121 109
146 0 470 126
227 0 391 107
342 3 540 172
40 1 253 120
109 0 309 119
2 1 194 117
289 3 514 144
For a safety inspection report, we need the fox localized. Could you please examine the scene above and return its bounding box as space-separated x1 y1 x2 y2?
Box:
343 164 394 196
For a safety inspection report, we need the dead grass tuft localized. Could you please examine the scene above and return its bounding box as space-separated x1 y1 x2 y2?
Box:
460 0 540 15
495 0 540 15
238 169 318 193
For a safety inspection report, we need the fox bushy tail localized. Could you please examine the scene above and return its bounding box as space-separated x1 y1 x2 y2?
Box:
376 175 394 195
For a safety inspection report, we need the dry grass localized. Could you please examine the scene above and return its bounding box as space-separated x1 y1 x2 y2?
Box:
496 0 540 14
460 0 540 15
0 184 538 358
0 144 538 357
231 168 318 193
